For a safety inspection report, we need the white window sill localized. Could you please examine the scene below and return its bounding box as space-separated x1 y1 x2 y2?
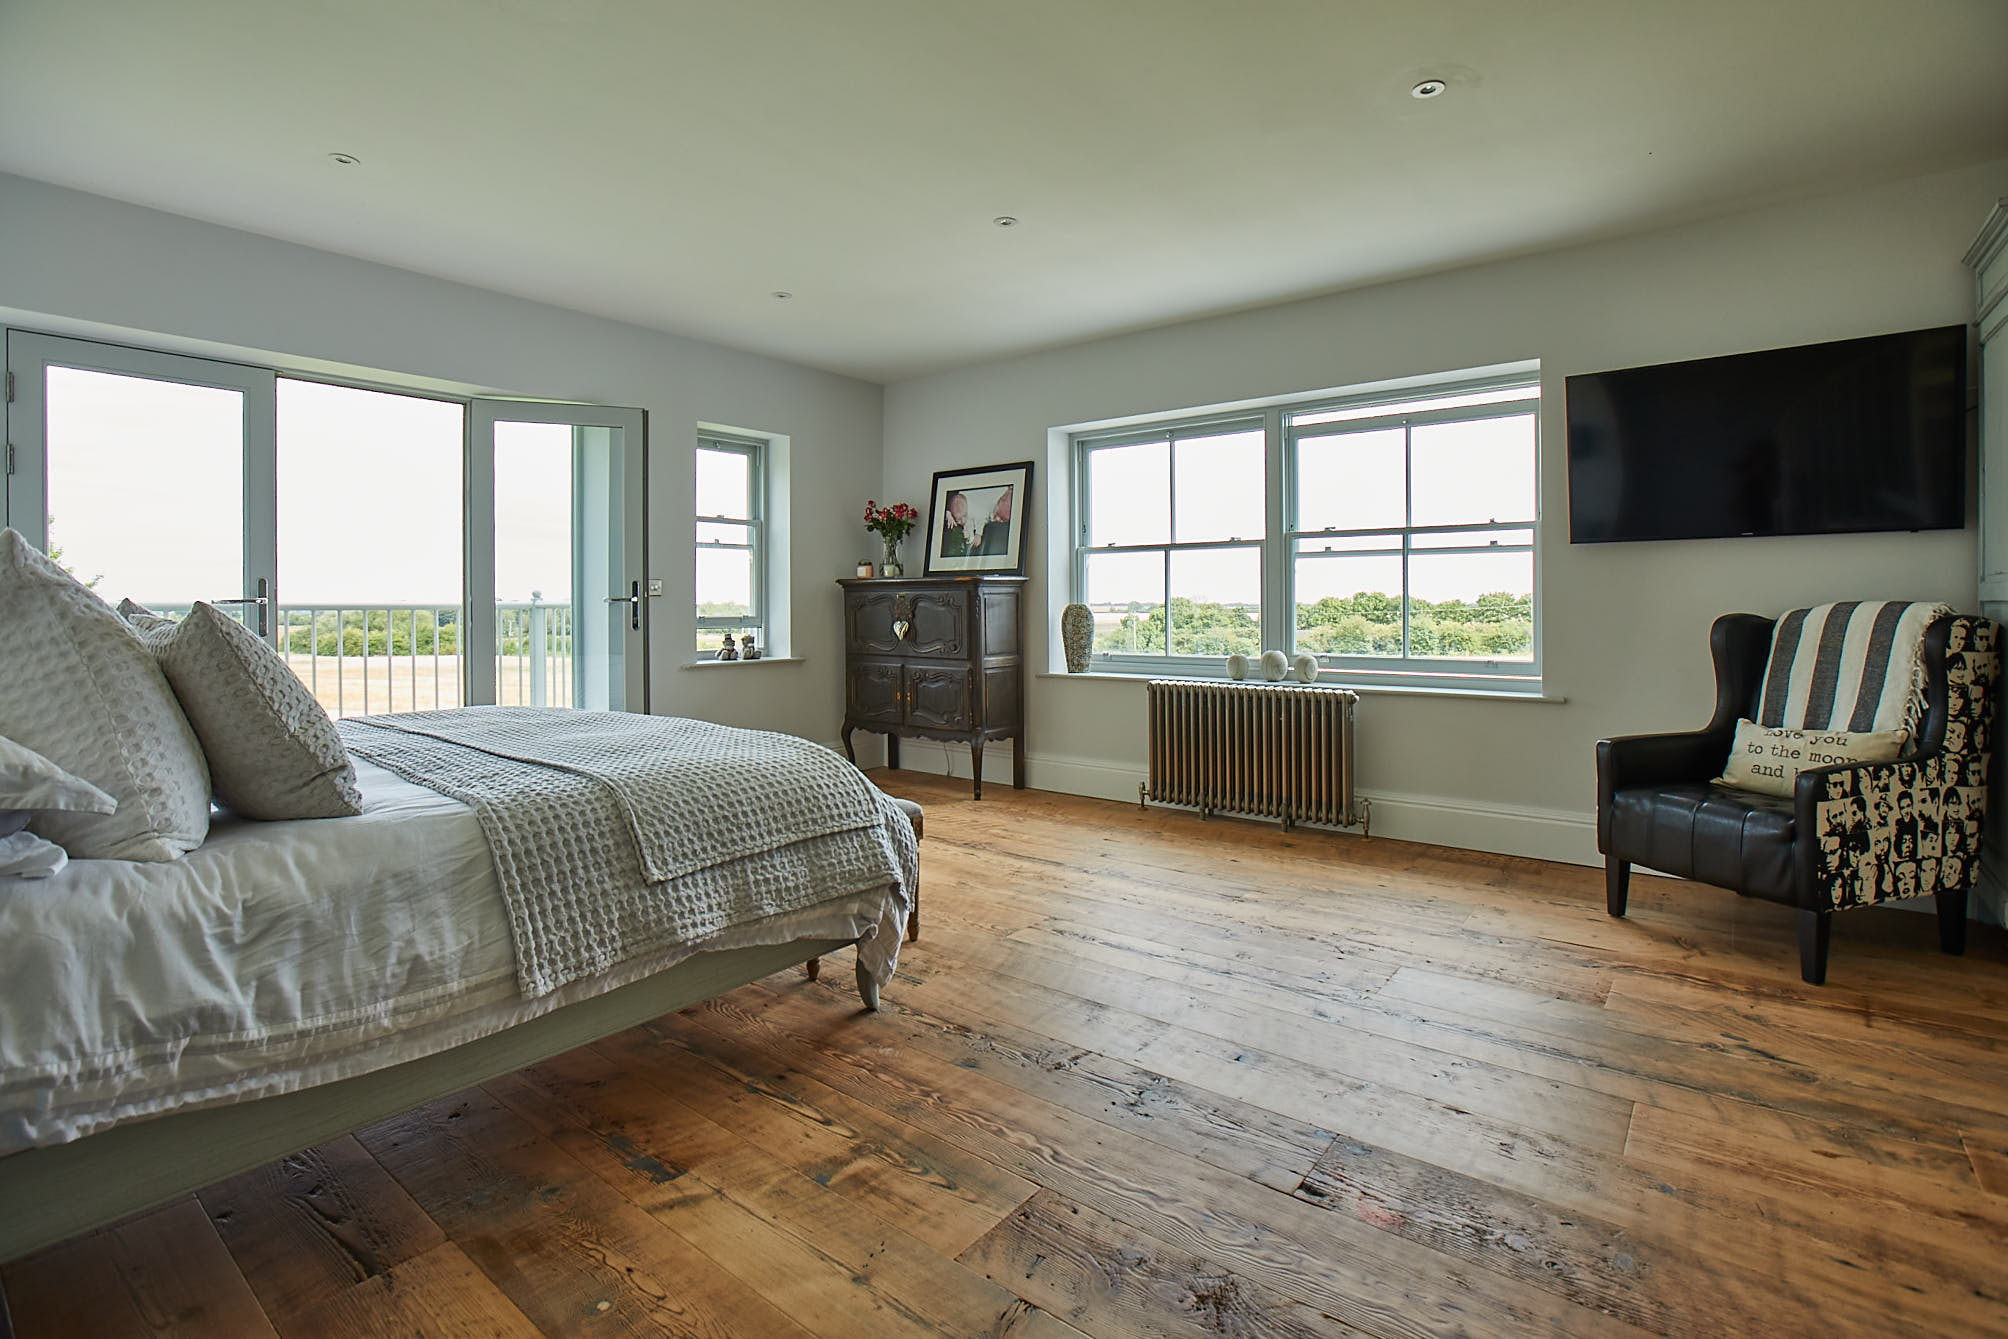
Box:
681 656 807 670
1035 669 1564 703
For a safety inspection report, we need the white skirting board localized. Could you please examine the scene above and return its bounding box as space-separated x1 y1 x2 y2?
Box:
883 738 2008 926
885 738 1602 867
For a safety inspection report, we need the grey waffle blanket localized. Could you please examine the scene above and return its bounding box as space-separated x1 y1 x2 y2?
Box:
339 708 915 998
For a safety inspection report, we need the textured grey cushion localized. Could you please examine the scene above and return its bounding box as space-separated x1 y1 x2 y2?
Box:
0 529 210 860
131 602 362 821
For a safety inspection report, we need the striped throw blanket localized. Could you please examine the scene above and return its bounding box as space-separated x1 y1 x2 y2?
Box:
1757 600 1953 735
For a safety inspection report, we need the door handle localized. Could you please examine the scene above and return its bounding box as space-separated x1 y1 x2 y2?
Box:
603 581 642 630
209 578 270 636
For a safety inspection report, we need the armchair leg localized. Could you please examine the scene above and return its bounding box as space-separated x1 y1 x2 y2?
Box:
1797 909 1832 986
1605 857 1631 918
1937 887 1969 956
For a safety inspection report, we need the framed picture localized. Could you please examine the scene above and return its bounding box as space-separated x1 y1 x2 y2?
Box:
923 461 1034 575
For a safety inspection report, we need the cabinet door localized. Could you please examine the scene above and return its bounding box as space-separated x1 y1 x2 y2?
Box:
847 661 904 725
907 588 969 658
845 591 903 655
906 666 973 732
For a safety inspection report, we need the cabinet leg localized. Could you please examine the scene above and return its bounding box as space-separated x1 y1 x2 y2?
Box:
805 956 820 981
841 725 857 766
1013 741 1026 790
970 738 984 800
886 734 900 771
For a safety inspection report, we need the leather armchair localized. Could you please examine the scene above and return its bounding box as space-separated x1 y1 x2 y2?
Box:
1597 614 2000 984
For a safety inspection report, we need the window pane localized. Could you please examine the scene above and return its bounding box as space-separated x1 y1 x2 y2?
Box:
697 521 752 546
1087 440 1170 547
1293 553 1402 657
279 380 465 605
1295 428 1404 532
493 422 574 606
1410 414 1536 527
696 446 751 518
46 366 243 604
695 545 753 619
1173 429 1264 542
1085 549 1166 655
1168 547 1261 655
1410 551 1533 660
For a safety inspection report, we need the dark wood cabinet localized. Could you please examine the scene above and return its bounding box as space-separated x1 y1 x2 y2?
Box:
839 575 1025 798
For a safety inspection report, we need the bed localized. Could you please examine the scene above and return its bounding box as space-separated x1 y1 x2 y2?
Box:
0 727 921 1264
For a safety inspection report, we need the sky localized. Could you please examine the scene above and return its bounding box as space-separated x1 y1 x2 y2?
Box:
43 370 576 608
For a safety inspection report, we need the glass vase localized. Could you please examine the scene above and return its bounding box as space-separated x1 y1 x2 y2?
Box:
880 533 904 578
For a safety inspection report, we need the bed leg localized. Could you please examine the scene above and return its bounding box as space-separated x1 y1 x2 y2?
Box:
855 961 881 1011
1 1275 15 1339
804 956 820 981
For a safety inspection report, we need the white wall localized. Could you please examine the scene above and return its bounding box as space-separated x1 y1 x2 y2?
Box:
881 156 2008 864
0 173 881 745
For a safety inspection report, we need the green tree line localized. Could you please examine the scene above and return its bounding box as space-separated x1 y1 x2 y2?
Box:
1092 591 1532 659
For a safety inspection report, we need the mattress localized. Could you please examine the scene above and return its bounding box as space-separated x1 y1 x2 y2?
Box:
0 760 902 1152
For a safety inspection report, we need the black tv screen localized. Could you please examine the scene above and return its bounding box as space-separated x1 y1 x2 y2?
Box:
1567 325 1967 543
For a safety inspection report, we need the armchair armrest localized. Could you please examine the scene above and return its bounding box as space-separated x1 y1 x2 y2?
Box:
1595 612 1774 852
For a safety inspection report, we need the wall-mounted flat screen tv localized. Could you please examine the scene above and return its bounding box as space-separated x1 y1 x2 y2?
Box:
1566 324 1967 543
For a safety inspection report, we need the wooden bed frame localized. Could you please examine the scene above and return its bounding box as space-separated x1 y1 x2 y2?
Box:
0 932 884 1265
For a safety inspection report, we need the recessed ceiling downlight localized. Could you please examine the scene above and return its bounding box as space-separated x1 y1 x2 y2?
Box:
1410 79 1447 99
327 151 361 165
993 216 1019 228
771 291 794 300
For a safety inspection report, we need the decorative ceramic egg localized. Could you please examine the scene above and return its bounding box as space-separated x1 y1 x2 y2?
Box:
1225 653 1249 680
1259 650 1289 681
1293 653 1319 683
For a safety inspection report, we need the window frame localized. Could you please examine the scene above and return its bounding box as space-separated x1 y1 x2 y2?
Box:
1071 370 1541 692
693 431 767 655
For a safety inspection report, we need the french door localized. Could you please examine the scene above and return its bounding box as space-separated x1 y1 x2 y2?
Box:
471 400 648 712
4 331 648 714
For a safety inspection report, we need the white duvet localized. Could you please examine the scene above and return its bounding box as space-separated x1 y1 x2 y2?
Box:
0 760 904 1151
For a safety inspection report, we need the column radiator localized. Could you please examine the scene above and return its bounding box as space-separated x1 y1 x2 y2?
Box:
1143 679 1366 832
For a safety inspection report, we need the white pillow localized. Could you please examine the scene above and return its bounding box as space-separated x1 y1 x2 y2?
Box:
130 602 362 820
1717 718 1907 798
0 734 116 814
0 530 210 860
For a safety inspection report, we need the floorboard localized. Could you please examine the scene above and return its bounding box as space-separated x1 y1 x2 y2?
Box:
9 771 2008 1337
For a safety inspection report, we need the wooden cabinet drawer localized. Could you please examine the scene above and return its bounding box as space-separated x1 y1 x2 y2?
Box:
844 585 970 660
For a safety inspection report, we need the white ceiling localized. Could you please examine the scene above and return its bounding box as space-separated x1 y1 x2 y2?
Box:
2 1 2005 383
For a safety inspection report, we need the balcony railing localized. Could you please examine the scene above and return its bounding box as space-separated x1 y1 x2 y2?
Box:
147 599 574 718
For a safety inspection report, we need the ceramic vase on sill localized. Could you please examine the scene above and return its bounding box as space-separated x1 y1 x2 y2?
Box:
1061 603 1093 673
880 535 904 578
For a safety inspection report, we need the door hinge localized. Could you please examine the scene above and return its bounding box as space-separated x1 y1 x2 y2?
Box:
4 444 13 477
3 370 13 403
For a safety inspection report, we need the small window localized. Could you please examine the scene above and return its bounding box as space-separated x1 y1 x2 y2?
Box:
694 434 765 657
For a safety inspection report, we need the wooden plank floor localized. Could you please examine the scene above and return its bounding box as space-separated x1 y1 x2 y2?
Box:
8 771 2008 1337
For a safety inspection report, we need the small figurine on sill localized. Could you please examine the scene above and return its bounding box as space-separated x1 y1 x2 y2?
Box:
740 634 761 660
716 632 739 661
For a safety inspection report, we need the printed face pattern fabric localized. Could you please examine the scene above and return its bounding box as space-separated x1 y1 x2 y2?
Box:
1814 618 1998 910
